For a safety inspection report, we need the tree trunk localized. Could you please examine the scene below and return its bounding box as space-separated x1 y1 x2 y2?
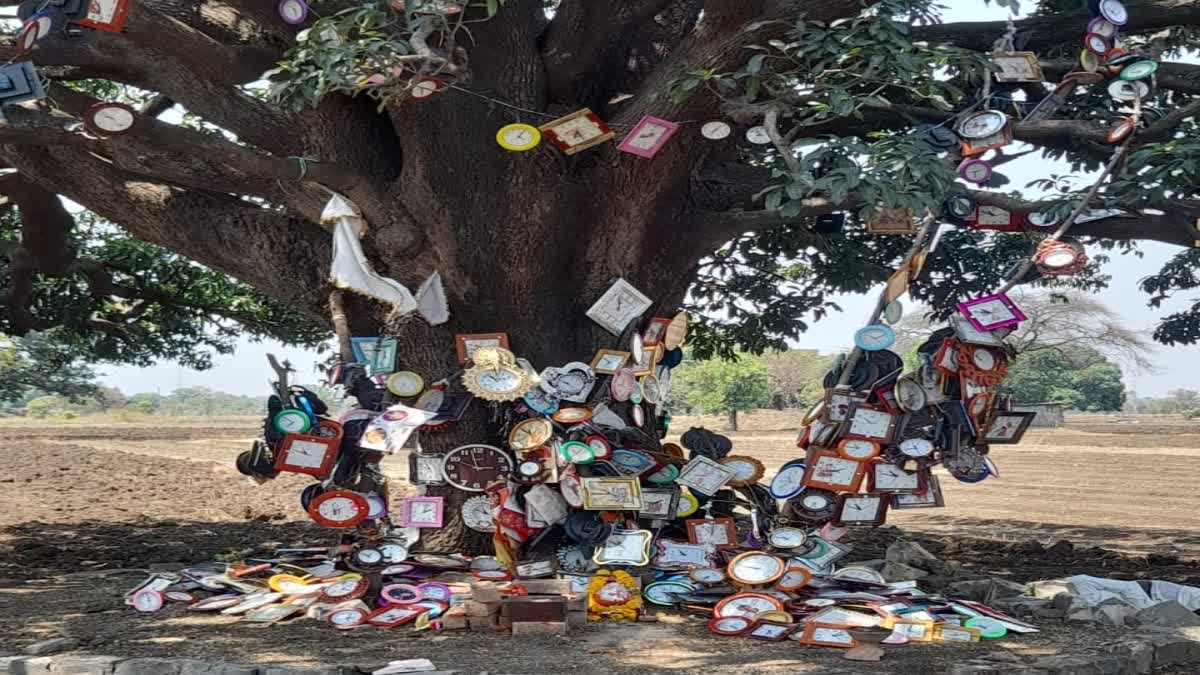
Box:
727 409 739 432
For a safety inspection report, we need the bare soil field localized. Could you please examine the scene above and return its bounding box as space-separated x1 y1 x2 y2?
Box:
0 413 1197 673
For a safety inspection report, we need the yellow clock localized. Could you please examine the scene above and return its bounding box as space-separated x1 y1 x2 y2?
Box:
496 123 541 151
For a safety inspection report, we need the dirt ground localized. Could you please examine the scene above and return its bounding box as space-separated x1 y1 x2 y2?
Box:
1 413 1198 673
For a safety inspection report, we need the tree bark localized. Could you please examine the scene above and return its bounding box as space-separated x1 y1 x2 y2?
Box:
727 409 739 432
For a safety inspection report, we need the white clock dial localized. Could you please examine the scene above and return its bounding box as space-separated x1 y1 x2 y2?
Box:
701 121 732 140
318 497 357 521
461 496 495 532
692 568 725 584
841 439 878 460
874 463 919 490
731 554 785 583
745 126 771 144
279 0 308 23
840 496 881 522
504 127 535 146
379 543 409 563
324 578 360 597
970 299 1015 325
847 409 893 439
899 438 934 458
972 348 997 371
328 609 364 627
811 455 859 486
896 379 926 411
416 458 442 481
518 460 542 478
767 527 807 549
355 548 383 565
1042 249 1078 268
962 162 990 183
412 79 440 98
94 107 135 133
560 475 584 507
802 493 831 510
716 596 778 619
1100 0 1127 25
958 111 1006 139
770 464 806 498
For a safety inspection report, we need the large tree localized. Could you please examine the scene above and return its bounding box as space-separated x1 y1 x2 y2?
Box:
3 0 1200 548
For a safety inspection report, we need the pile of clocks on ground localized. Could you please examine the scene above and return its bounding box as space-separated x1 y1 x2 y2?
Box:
124 271 1042 647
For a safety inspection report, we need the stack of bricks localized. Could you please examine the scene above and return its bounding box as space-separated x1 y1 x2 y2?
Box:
446 579 584 635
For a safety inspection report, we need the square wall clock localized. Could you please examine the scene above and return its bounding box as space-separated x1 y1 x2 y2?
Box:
617 116 679 159
957 292 1026 332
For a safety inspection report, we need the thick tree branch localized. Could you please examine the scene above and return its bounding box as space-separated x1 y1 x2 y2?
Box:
916 0 1200 52
969 190 1200 247
1040 59 1200 95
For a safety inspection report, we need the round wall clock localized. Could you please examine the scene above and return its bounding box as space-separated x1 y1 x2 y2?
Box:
956 111 1007 139
560 472 585 507
523 387 560 415
713 592 784 619
540 362 596 402
766 527 807 550
965 616 1008 638
463 361 533 402
640 375 662 404
496 123 541 151
691 568 726 585
18 14 52 53
1087 16 1117 37
709 615 752 635
1099 0 1128 25
957 158 992 185
854 324 896 351
1120 60 1157 81
411 77 444 98
327 607 368 630
307 490 369 528
1027 211 1060 229
700 121 732 140
646 463 680 484
552 407 593 424
631 404 646 427
132 589 164 613
769 461 806 499
560 440 595 464
1080 49 1101 72
611 368 637 401
386 371 424 397
442 444 513 491
514 458 547 483
585 434 613 460
676 490 700 518
745 126 772 145
279 0 308 24
630 332 645 365
1084 33 1111 54
787 488 838 522
272 409 311 435
720 455 765 486
838 438 881 461
319 575 368 603
664 312 689 349
508 418 553 451
776 568 812 592
883 300 903 325
461 495 495 532
727 551 786 586
644 580 695 606
894 376 927 412
1108 79 1149 101
364 493 388 520
898 437 934 458
379 542 410 563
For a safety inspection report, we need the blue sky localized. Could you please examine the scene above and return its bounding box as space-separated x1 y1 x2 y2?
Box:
98 2 1198 398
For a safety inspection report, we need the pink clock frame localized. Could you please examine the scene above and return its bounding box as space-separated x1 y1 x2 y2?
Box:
957 292 1026 332
618 115 679 159
399 496 444 528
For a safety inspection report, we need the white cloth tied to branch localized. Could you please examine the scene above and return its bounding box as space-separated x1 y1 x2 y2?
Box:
323 194 448 325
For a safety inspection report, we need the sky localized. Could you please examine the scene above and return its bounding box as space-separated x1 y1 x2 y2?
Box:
97 3 1198 399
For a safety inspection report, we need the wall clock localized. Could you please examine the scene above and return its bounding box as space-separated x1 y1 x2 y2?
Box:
83 102 137 137
769 460 806 499
441 444 513 491
460 495 494 532
676 455 739 495
367 606 422 627
552 407 593 424
957 158 993 185
581 476 643 510
686 516 738 549
870 460 923 493
837 438 881 462
991 52 1043 82
843 403 899 442
639 486 680 520
957 293 1025 332
1084 32 1111 55
713 593 784 619
327 607 369 630
384 370 424 397
798 623 858 648
592 528 652 566
853 324 896 351
399 496 444 528
496 123 541 151
892 475 945 509
803 451 866 495
618 115 679 159
1121 60 1157 81
894 376 927 412
590 349 630 375
744 126 771 144
981 411 1036 444
676 490 700 518
719 455 765 486
775 567 813 592
539 362 596 402
957 110 1007 139
1107 116 1137 143
319 574 368 603
708 614 751 635
1099 0 1128 25
272 409 311 435
539 108 615 155
651 541 713 570
462 349 532 402
508 417 553 451
586 278 652 335
408 452 445 485
866 207 916 234
274 433 338 477
455 332 510 364
77 0 131 33
279 0 308 24
834 493 888 527
307 490 369 528
766 527 807 551
747 620 796 641
1108 79 1150 101
700 121 732 140
691 567 727 586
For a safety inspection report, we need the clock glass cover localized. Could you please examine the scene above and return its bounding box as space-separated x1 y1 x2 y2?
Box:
441 444 513 491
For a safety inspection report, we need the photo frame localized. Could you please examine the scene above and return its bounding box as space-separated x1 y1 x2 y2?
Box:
350 337 380 366
592 528 652 566
455 333 510 364
686 517 738 549
370 337 398 374
590 349 631 375
982 411 1036 444
633 347 658 377
580 476 643 510
638 486 679 520
867 206 916 235
652 540 715 569
933 338 960 376
641 317 672 346
676 455 739 496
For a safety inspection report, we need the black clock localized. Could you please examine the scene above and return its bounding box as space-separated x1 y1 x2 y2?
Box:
440 444 512 492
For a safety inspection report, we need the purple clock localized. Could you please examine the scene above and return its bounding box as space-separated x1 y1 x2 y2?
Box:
956 292 1026 332
279 0 309 24
957 158 992 185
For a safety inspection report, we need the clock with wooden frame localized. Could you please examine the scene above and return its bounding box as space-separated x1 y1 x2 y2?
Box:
686 517 738 549
798 622 859 648
957 343 1008 386
833 493 889 527
841 403 899 443
802 450 866 493
274 432 339 477
539 108 615 155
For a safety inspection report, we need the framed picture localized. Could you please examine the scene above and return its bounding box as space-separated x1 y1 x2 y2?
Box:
370 337 398 374
747 620 796 641
686 517 738 549
992 52 1043 83
676 455 739 496
802 450 866 493
350 337 380 366
867 206 916 234
586 278 653 335
399 497 444 528
639 487 679 520
580 476 643 510
617 116 679 159
933 338 960 376
539 108 615 156
408 453 446 486
590 349 630 375
455 332 510 364
892 475 945 509
592 528 652 566
633 347 658 377
641 317 672 346
842 403 899 443
982 411 1036 444
823 387 867 424
797 622 858 648
652 540 715 569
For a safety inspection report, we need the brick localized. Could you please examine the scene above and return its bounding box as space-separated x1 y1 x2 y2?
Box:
510 621 567 636
114 659 184 675
1139 627 1200 668
439 614 469 631
1 656 52 674
1133 601 1200 629
516 579 571 595
469 582 500 604
467 616 502 632
176 662 257 675
47 656 123 674
22 640 79 657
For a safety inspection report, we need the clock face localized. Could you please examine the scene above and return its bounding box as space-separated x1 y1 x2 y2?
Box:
644 580 694 605
967 298 1017 326
640 376 661 403
311 493 367 527
631 404 646 427
692 568 726 584
899 438 934 458
1042 249 1079 268
1100 0 1127 24
386 371 423 396
610 368 637 401
90 104 136 133
777 568 811 589
509 418 552 450
958 111 1006 139
840 439 879 461
328 609 365 628
1086 33 1110 54
274 410 310 434
553 407 592 424
770 464 806 498
406 499 441 524
414 456 443 483
810 454 862 487
441 444 512 492
847 408 894 440
556 545 593 574
476 368 522 394
721 457 762 483
884 300 903 325
745 126 771 144
873 463 920 491
1088 17 1117 37
461 496 495 532
802 492 832 511
517 459 543 479
701 121 732 140
646 464 679 484
627 120 672 150
767 527 807 549
960 160 991 184
132 590 163 612
559 441 595 464
854 325 895 351
379 543 409 563
324 577 363 598
355 548 383 565
714 593 781 619
550 114 610 148
896 378 927 411
972 348 997 371
839 495 882 523
279 0 308 24
1108 79 1149 101
560 473 584 507
497 123 541 151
